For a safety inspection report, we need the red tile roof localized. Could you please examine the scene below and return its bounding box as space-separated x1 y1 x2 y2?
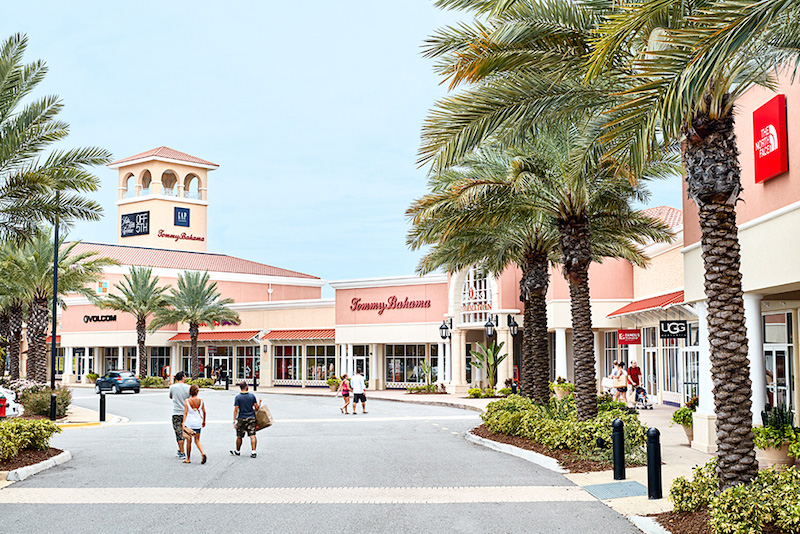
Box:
46 335 61 344
607 290 684 318
261 329 335 340
641 206 683 229
69 242 319 279
109 146 218 168
169 330 261 342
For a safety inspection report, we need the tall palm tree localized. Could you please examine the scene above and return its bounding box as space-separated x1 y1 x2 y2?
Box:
149 271 239 380
585 0 794 490
96 266 168 378
7 229 117 382
0 33 111 241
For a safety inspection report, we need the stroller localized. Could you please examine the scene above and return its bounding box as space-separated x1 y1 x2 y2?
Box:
634 386 653 410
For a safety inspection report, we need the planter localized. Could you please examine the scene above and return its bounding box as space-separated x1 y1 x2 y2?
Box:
761 443 794 470
682 424 694 445
553 388 571 400
328 384 339 391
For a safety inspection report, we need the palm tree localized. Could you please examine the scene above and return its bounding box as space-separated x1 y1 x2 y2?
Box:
0 243 28 381
96 266 168 378
149 271 239 380
0 33 111 241
7 229 117 382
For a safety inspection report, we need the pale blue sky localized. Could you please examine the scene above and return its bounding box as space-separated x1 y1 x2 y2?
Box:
3 1 681 290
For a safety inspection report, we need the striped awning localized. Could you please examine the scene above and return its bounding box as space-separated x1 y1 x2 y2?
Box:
261 329 335 341
168 330 261 342
607 291 684 318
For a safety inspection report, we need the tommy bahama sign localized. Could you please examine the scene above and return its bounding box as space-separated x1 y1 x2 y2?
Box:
350 296 431 315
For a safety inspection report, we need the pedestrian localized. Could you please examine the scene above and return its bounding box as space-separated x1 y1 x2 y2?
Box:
168 371 191 460
182 384 207 464
335 374 351 414
627 360 642 388
610 361 628 402
350 368 367 415
231 381 260 458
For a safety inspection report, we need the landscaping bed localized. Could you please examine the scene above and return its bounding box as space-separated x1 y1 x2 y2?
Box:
471 424 617 472
0 447 62 472
652 509 787 534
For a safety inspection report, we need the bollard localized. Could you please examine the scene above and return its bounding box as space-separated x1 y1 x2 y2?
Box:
612 418 625 480
99 392 106 422
225 376 229 391
647 427 663 499
49 393 57 421
252 374 257 392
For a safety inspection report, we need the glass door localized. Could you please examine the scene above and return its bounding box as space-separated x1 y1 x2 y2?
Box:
681 348 699 403
764 344 793 412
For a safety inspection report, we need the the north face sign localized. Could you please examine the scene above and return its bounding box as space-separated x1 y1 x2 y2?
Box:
753 94 789 184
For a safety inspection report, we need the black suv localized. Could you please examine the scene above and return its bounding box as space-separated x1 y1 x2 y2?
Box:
95 371 140 394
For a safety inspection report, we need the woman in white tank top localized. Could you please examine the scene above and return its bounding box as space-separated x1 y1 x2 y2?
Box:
182 384 207 464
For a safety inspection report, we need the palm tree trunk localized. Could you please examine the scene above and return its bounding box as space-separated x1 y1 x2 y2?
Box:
683 105 757 490
559 213 597 421
26 298 49 383
519 248 550 403
137 317 147 378
8 304 23 380
0 312 9 375
189 322 199 380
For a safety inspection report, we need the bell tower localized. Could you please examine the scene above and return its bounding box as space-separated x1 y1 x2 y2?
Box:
108 147 218 252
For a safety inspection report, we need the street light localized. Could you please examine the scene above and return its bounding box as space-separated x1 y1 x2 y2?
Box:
439 318 452 340
484 315 498 338
507 315 520 337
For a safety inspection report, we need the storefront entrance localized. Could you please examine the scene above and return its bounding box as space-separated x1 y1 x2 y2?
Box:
682 347 699 404
764 344 793 411
210 355 233 382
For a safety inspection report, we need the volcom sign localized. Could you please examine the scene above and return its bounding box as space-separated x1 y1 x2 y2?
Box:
84 315 117 323
659 320 687 339
753 94 789 183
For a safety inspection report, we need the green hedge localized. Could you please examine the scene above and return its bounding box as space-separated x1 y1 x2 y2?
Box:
186 378 213 388
140 376 165 388
19 385 72 418
482 395 647 455
0 419 62 460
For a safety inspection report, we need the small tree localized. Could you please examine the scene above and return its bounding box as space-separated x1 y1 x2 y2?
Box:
420 359 433 386
469 341 507 390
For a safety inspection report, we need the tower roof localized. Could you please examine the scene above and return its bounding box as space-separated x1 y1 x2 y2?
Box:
641 206 682 229
108 146 219 169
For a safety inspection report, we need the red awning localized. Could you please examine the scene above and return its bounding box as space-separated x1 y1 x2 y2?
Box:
46 335 61 343
607 290 684 318
168 330 261 342
261 328 335 341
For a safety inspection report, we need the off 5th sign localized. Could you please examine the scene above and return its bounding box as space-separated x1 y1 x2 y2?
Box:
660 320 687 339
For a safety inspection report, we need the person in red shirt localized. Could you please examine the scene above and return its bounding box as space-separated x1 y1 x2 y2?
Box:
627 360 642 388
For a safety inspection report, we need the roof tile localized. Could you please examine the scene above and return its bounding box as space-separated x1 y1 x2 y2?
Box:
641 206 683 229
169 330 261 342
607 290 684 318
261 329 335 340
109 146 218 167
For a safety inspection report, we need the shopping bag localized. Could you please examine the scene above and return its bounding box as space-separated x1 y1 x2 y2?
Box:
612 376 627 388
256 403 273 431
601 377 614 389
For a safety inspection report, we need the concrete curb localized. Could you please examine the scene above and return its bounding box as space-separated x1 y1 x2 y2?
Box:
629 515 671 534
5 450 72 482
464 432 568 473
258 390 486 413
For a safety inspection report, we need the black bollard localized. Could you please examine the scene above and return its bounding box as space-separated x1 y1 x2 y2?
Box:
225 376 229 391
647 427 663 499
49 394 57 421
99 392 106 422
612 418 625 480
252 374 257 392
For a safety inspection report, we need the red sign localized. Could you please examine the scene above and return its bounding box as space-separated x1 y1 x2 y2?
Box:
753 94 789 183
618 329 641 345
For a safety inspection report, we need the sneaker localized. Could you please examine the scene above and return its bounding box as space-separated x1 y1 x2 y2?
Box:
250 452 257 458
230 450 240 456
177 452 186 459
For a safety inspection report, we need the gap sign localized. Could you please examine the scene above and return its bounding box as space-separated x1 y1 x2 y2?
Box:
618 329 641 345
174 207 190 227
753 94 789 183
660 320 687 339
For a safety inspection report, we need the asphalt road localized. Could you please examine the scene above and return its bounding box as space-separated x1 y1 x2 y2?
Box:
0 388 642 533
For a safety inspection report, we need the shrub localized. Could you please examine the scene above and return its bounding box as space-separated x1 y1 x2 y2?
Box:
549 377 575 392
186 378 213 388
754 404 797 451
19 385 72 418
407 384 439 394
140 376 165 388
86 373 99 383
669 458 718 512
0 418 62 460
326 377 341 388
468 387 483 398
671 406 695 427
498 388 512 397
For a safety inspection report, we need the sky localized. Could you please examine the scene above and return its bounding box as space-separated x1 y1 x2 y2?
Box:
2 1 682 293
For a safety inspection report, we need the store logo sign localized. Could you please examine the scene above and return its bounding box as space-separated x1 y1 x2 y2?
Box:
174 207 190 227
96 280 109 295
618 329 641 345
350 296 431 315
120 211 149 237
84 314 117 323
659 320 687 339
753 94 789 183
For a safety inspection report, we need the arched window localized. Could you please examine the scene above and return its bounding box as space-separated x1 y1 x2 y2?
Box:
184 174 200 199
140 170 152 196
161 171 178 196
123 173 134 198
460 266 493 324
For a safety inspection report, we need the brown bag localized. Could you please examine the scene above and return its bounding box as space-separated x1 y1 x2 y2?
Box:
256 403 273 431
612 376 627 388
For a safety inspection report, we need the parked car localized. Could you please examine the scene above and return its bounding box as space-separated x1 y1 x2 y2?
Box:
0 387 24 417
95 371 140 394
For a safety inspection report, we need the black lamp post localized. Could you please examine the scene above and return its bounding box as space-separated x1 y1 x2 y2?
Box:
484 315 498 338
507 315 519 337
49 209 59 421
439 318 452 340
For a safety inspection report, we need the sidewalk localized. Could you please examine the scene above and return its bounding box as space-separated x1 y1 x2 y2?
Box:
261 386 712 516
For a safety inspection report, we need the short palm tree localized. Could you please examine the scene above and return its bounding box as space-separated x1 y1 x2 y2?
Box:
0 243 30 381
7 229 117 382
149 271 239 380
96 266 168 378
0 33 111 241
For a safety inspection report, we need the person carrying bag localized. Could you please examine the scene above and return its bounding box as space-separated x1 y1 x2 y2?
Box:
256 401 273 431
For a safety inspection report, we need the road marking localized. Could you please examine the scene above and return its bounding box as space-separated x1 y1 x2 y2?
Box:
0 486 593 504
113 415 478 426
451 432 459 435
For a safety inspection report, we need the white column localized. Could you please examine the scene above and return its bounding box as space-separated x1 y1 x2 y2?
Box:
63 347 73 375
555 328 568 381
347 343 354 375
496 327 513 390
594 331 601 392
692 300 717 453
117 346 123 370
437 342 444 383
450 330 466 393
369 343 378 387
744 293 766 421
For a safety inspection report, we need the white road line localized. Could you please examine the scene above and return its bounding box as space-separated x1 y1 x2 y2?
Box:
114 415 478 426
0 486 593 504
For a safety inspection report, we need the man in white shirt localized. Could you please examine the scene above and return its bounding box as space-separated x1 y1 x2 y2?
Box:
350 368 367 414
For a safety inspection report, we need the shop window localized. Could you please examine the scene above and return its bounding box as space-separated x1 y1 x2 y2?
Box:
306 345 336 381
275 345 301 381
688 323 700 346
150 346 170 378
53 347 65 375
104 347 119 373
460 266 493 324
642 327 658 395
237 346 260 380
352 345 370 380
182 346 207 377
124 347 138 373
604 332 617 377
662 338 680 393
73 348 94 375
763 312 794 413
386 344 426 384
429 344 438 383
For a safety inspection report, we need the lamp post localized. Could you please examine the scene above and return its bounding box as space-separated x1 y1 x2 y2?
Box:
49 205 59 421
507 314 519 337
439 318 452 340
484 315 499 338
